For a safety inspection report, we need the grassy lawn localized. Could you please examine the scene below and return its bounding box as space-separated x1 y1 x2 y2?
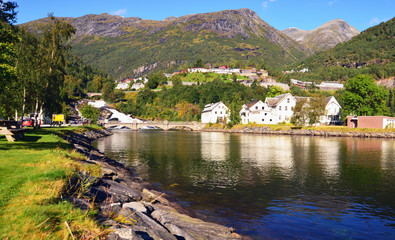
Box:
0 127 106 239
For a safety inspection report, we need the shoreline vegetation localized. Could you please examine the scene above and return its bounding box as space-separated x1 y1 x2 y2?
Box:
0 126 242 239
203 123 395 138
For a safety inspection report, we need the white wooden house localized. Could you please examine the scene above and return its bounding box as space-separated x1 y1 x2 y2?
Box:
240 93 297 124
201 101 230 123
322 96 342 125
294 96 342 125
265 93 297 124
240 100 275 124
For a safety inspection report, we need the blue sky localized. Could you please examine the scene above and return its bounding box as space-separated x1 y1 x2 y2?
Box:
15 0 394 31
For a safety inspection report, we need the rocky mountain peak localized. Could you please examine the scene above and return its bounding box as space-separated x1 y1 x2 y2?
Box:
282 19 360 52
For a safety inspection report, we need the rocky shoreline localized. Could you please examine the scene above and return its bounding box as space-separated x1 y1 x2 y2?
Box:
203 127 395 138
61 128 243 240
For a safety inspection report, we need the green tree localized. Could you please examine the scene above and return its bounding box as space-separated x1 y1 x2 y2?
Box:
291 98 308 126
194 58 204 68
0 1 18 117
79 104 99 124
307 95 326 125
341 75 390 116
102 81 115 103
266 86 283 98
0 0 17 24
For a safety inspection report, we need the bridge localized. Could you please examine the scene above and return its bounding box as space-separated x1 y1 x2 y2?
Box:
104 121 206 131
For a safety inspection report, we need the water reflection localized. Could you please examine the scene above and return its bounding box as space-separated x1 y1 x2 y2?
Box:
94 132 395 239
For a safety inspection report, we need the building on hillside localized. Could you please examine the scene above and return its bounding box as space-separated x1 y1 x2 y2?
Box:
318 82 344 91
257 69 269 77
201 101 230 124
265 93 297 124
116 79 132 90
240 100 274 124
240 68 257 77
347 116 395 129
131 82 145 91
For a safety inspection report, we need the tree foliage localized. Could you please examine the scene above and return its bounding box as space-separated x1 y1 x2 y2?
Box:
79 104 99 124
341 75 389 116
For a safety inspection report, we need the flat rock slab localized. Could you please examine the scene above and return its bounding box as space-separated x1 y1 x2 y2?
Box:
151 206 242 240
123 202 148 214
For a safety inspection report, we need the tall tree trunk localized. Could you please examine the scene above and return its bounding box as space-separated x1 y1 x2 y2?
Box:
21 87 26 125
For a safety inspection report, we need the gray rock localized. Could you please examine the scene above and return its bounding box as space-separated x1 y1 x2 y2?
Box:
133 211 177 240
123 202 147 214
151 207 242 239
109 227 144 240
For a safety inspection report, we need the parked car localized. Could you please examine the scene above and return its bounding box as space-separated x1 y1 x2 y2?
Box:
22 118 34 127
22 118 41 127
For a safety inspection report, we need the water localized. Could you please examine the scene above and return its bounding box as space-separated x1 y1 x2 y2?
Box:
93 131 395 239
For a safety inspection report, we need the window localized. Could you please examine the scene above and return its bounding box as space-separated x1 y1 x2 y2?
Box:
220 111 222 114
215 111 217 114
279 116 282 120
285 106 287 111
262 106 264 110
262 119 265 122
287 98 290 103
270 119 272 122
265 113 267 116
255 106 258 110
279 106 282 110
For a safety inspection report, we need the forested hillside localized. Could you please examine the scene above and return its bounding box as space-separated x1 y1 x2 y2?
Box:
23 9 310 79
288 17 395 82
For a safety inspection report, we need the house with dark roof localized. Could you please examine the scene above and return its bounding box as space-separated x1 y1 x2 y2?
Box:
201 101 230 124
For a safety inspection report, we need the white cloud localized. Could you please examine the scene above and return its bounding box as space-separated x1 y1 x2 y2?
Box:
369 17 380 26
369 17 390 26
328 0 336 6
262 0 276 9
111 8 127 16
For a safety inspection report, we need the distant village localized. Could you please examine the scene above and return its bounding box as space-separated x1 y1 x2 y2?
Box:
115 66 344 92
111 66 394 129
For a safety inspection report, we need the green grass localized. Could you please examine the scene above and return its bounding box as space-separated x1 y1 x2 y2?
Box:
0 127 106 239
210 122 395 133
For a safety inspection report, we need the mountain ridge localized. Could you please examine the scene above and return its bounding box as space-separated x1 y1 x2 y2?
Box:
282 19 360 52
23 9 312 78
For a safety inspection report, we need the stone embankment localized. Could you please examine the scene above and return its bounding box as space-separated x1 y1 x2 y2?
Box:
62 129 242 240
204 127 395 138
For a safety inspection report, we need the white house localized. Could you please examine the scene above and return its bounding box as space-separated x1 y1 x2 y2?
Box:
239 93 297 125
265 93 297 124
322 96 342 125
294 96 342 125
131 82 145 91
115 79 132 90
201 101 230 123
240 100 274 124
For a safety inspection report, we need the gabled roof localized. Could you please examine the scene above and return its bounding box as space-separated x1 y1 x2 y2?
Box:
201 101 228 113
265 93 294 107
325 96 342 108
245 100 260 109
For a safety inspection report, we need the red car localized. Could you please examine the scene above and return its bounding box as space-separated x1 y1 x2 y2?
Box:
22 118 34 127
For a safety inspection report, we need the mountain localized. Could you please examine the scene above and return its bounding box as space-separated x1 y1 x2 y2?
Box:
23 9 310 79
288 17 395 82
282 19 360 52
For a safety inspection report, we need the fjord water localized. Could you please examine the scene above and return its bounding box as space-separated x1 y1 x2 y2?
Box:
93 131 395 239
